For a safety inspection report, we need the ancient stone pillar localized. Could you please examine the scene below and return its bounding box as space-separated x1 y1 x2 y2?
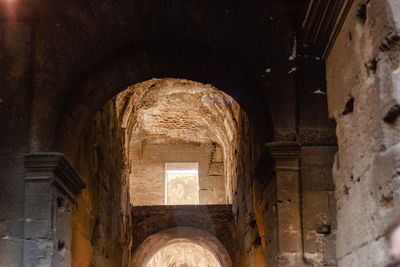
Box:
265 142 303 266
23 153 85 267
301 146 337 266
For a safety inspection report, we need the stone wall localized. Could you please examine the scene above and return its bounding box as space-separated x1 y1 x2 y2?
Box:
0 23 31 267
261 170 278 266
66 99 132 267
131 205 234 259
301 146 337 266
65 78 250 266
117 78 263 266
0 1 361 266
129 142 226 205
257 145 337 267
132 226 232 267
326 0 400 265
230 111 265 267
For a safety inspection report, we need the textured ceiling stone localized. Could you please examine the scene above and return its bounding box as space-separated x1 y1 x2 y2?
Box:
117 78 241 149
116 78 244 205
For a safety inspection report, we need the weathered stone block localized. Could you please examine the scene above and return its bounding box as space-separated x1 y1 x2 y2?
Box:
337 237 388 267
24 191 51 220
213 189 226 204
214 147 224 162
209 162 224 176
323 232 337 266
204 175 225 189
0 239 23 266
303 230 318 255
388 0 400 34
199 189 214 204
302 168 334 191
24 153 85 267
301 146 337 167
24 219 51 239
302 191 330 230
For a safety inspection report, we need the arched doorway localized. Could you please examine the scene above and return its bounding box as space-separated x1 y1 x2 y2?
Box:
1 1 347 266
148 242 220 267
117 78 243 205
132 227 232 267
60 75 264 266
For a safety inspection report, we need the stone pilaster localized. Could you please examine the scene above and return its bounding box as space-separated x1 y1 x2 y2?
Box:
23 153 85 267
265 142 303 266
301 146 337 266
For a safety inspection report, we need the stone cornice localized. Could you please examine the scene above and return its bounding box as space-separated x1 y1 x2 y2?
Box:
25 153 86 201
266 142 300 158
265 142 300 170
302 0 354 60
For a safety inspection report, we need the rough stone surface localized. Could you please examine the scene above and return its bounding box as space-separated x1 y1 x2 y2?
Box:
0 0 363 265
69 100 132 267
301 146 337 266
129 142 215 205
258 144 337 267
118 79 241 205
132 227 232 267
131 205 234 263
0 23 31 267
326 0 400 265
263 143 303 266
23 153 85 267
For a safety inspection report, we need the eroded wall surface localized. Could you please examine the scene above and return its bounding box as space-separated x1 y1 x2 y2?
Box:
69 100 132 267
0 23 31 267
301 146 337 266
131 205 234 262
326 0 400 265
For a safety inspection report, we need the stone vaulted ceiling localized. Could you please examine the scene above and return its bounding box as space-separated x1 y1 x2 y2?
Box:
117 78 240 147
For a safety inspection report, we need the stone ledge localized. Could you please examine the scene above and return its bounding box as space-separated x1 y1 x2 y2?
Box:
24 153 86 201
266 142 300 170
132 204 233 219
266 142 300 158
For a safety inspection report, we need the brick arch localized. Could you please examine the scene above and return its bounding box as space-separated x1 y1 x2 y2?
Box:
55 42 272 160
132 227 232 267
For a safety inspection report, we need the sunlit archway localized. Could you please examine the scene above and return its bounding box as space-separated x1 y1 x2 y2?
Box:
133 227 232 267
115 78 246 206
147 242 221 267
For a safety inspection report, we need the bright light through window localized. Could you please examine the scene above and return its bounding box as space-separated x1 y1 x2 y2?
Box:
165 163 199 205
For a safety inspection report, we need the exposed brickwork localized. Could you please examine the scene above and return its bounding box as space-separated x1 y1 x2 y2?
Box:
70 100 132 266
131 205 234 262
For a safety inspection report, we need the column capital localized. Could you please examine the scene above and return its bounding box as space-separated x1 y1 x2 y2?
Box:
24 152 84 265
25 153 86 201
265 142 300 170
265 142 300 158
